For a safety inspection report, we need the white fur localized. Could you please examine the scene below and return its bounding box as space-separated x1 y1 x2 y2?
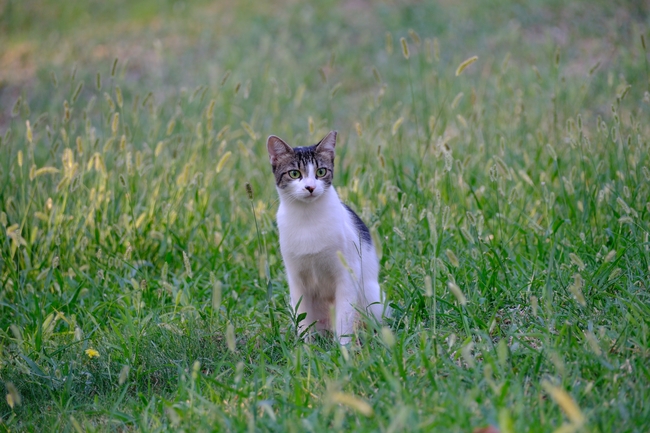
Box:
275 164 385 344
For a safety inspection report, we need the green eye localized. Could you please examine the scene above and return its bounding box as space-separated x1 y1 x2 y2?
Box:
316 167 327 177
288 170 301 179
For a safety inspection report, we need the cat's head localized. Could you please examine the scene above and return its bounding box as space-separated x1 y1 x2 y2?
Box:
266 131 337 203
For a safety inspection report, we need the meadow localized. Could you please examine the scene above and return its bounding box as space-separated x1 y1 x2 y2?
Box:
1 1 649 431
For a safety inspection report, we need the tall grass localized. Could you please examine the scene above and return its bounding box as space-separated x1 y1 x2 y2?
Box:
1 1 649 431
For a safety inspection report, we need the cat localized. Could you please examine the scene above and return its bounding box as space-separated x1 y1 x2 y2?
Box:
266 130 387 344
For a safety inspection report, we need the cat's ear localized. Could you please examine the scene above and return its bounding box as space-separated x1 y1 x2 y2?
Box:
267 135 293 164
315 130 337 156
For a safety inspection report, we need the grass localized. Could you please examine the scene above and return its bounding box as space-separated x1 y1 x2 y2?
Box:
1 0 649 431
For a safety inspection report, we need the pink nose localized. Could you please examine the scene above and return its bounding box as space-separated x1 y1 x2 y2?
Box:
305 186 314 193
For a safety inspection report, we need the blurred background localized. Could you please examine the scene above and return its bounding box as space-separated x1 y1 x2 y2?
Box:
1 0 649 131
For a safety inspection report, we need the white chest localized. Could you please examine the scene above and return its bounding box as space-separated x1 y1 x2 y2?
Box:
276 187 354 257
277 205 346 257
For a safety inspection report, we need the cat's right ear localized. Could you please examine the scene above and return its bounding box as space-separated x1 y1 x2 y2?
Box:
267 135 293 165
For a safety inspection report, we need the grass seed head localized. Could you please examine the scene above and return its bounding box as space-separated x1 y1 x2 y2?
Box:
10 323 22 342
443 150 453 173
427 212 438 245
241 121 257 140
191 360 201 380
569 253 586 271
445 249 459 267
63 100 71 123
616 197 631 214
115 86 123 108
583 330 602 356
385 32 393 55
569 273 586 306
72 81 84 104
111 58 118 77
408 29 421 46
330 82 342 98
26 120 33 144
206 99 216 119
424 275 433 296
211 273 222 312
441 205 450 228
461 342 476 368
11 96 23 117
541 380 585 427
5 382 21 409
451 92 464 109
608 268 622 281
546 143 557 160
141 91 152 107
494 156 511 180
372 66 381 83
308 116 315 134
216 151 232 174
381 326 395 348
183 251 193 278
448 281 467 306
604 249 616 263
112 112 120 135
226 322 236 352
104 92 115 112
400 37 409 59
215 125 230 144
531 295 538 317
166 118 176 136
355 122 362 137
455 56 478 76
124 245 132 261
221 70 231 86
391 117 403 136
329 392 374 417
165 406 181 427
119 365 130 385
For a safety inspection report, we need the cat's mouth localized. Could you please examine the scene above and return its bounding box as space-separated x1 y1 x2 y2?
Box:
295 190 321 202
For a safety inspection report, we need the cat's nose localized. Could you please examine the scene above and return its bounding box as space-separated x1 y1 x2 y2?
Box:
305 186 314 193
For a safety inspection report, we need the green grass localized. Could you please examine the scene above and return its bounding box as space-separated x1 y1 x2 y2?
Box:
1 1 649 431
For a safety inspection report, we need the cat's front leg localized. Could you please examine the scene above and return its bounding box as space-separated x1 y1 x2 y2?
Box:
334 291 358 345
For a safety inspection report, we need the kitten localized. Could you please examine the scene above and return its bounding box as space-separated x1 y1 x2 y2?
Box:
266 131 387 344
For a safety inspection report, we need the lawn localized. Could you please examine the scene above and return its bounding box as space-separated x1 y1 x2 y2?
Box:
1 0 649 431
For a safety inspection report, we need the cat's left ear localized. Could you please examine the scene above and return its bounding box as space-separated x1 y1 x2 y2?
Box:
315 131 337 156
267 135 293 165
